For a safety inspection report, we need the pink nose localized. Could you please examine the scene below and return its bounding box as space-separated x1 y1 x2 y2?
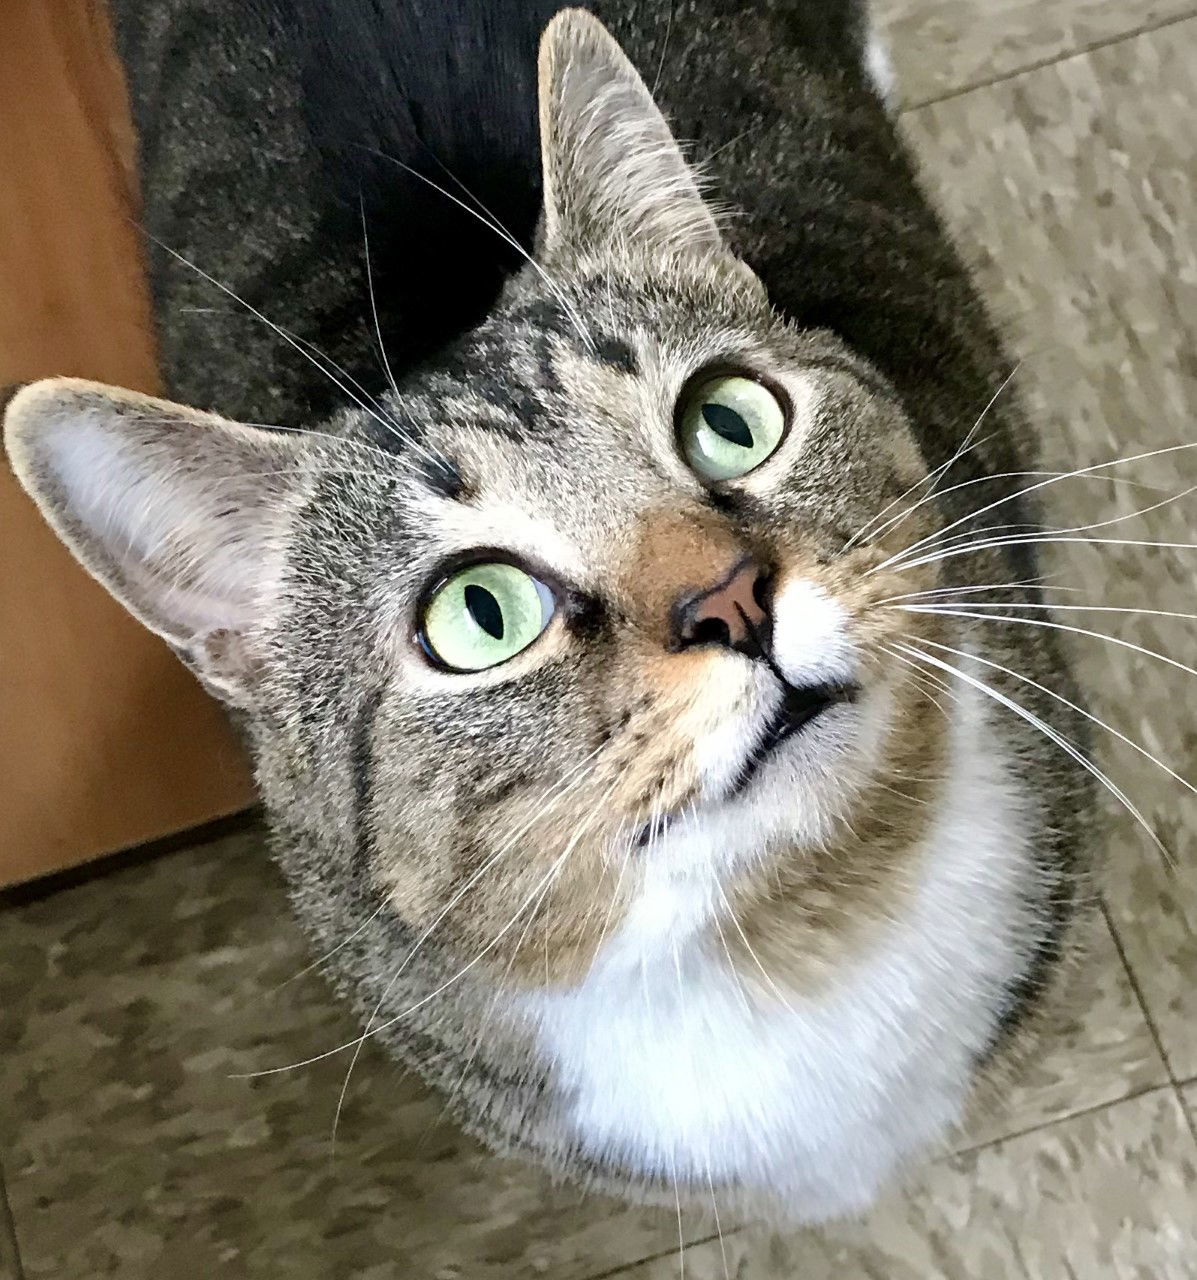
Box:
670 557 772 658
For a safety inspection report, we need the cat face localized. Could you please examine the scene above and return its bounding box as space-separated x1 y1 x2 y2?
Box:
4 11 945 987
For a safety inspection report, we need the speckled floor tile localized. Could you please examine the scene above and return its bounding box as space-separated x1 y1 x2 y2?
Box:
901 14 1197 1080
874 0 1197 108
0 1159 22 1280
0 829 689 1279
609 1088 1197 1279
1182 1082 1197 1142
951 913 1165 1150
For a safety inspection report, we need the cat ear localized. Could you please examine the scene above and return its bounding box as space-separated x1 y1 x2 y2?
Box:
4 378 310 706
537 8 723 258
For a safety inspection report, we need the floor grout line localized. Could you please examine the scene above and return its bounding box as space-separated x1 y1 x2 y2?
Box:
579 1230 729 1280
898 5 1197 114
941 903 1180 1162
0 1154 26 1280
1101 899 1183 1084
947 1082 1172 1161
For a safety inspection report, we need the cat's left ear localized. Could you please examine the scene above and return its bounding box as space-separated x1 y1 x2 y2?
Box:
4 378 313 707
537 8 729 261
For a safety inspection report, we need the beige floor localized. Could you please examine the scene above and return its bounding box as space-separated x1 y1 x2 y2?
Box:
3 2 1197 1277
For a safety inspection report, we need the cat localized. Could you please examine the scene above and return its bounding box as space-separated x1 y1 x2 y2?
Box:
3 1 1092 1222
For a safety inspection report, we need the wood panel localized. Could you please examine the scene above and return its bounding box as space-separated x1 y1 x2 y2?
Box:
0 0 254 885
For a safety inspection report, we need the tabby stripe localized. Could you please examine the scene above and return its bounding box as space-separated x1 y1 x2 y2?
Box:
349 686 386 874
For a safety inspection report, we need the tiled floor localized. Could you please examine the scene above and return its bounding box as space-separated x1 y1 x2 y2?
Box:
3 2 1196 1276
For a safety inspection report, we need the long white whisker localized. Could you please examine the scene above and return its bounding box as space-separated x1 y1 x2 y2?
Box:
671 1153 686 1280
327 751 605 1145
843 429 998 553
360 197 402 400
712 879 795 1015
328 775 618 1063
894 605 1197 684
149 236 437 464
889 533 1197 574
912 634 1197 808
846 363 1021 551
893 642 1167 859
857 462 1170 557
239 751 606 1081
908 601 1197 623
907 476 1197 568
706 1168 731 1280
361 147 595 353
871 441 1197 574
876 579 1081 606
271 898 391 994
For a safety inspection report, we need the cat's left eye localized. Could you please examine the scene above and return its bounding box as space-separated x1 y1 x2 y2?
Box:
419 561 555 672
677 374 787 481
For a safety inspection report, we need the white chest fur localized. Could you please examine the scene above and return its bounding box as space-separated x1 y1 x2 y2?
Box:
523 687 1034 1221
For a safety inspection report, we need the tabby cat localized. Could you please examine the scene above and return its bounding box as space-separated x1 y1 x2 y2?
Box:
4 0 1090 1221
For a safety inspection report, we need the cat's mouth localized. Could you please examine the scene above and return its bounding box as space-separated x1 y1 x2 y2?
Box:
725 679 858 800
634 679 858 848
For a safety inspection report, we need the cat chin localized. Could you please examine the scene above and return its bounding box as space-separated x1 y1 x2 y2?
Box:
680 572 874 854
682 675 894 873
519 680 1034 1223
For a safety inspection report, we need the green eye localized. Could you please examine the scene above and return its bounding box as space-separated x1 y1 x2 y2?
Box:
678 375 786 481
420 561 555 671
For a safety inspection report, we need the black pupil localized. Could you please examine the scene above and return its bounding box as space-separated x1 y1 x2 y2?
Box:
701 402 754 448
464 584 505 640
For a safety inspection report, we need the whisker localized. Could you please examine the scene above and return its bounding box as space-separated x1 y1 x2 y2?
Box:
842 428 997 553
587 822 637 974
359 146 595 353
239 751 606 1081
709 887 754 1019
903 475 1197 569
327 752 604 1147
893 641 1168 861
914 633 1197 813
671 1153 686 1280
871 441 1197 574
857 463 1171 557
270 897 390 994
652 0 675 96
250 421 396 461
908 601 1197 623
148 235 437 464
846 362 1021 551
431 792 605 1136
324 774 620 1067
712 879 796 1015
330 780 619 1144
893 604 1197 684
706 1168 731 1280
360 196 402 401
888 533 1197 574
876 579 1082 606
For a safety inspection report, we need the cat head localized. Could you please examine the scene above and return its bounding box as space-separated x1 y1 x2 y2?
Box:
4 10 947 986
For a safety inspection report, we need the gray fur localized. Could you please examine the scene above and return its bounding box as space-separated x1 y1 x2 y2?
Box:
3 1 1091 1217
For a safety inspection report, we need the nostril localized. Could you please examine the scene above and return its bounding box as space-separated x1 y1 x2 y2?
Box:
690 616 732 648
752 571 773 613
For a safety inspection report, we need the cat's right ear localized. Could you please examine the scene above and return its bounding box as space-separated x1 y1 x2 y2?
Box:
536 8 725 261
3 378 312 706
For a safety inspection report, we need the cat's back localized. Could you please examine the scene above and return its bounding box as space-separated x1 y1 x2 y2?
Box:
109 1 876 424
111 0 559 420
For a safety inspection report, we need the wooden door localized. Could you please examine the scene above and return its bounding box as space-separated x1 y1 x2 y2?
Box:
0 0 253 886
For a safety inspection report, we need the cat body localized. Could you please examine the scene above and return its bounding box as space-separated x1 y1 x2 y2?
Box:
4 0 1092 1221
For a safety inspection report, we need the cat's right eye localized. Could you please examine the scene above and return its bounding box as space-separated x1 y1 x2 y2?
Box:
419 561 555 671
677 374 787 482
